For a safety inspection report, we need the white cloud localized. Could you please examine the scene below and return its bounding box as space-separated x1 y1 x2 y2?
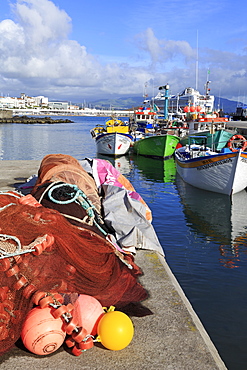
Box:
0 0 246 103
0 0 156 100
135 28 195 64
13 0 71 43
0 1 105 92
0 19 25 53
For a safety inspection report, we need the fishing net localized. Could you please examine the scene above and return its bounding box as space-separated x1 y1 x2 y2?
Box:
32 153 101 214
0 155 148 355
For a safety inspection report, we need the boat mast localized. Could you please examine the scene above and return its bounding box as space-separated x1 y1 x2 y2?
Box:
143 82 148 99
158 84 169 120
195 30 199 90
205 69 211 96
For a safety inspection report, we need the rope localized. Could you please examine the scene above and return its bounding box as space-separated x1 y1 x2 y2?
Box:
0 191 22 211
0 191 21 199
37 181 55 204
47 183 107 236
0 203 16 212
0 234 35 259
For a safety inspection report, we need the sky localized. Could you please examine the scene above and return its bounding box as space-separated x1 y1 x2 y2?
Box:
0 0 247 104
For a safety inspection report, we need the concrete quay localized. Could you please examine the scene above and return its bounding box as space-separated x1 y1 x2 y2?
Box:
226 120 247 136
0 160 227 370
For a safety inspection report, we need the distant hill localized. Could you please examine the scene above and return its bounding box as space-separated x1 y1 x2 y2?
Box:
214 97 239 114
91 96 144 110
87 96 241 114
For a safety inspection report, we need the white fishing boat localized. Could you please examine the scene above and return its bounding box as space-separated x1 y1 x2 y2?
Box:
130 104 158 134
95 132 132 156
91 117 133 156
175 137 247 195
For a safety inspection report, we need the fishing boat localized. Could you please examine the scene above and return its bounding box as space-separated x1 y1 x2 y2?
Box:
175 137 247 195
130 105 158 133
91 117 133 156
232 104 247 121
153 77 233 138
130 82 159 133
179 120 237 151
153 79 214 116
133 134 180 159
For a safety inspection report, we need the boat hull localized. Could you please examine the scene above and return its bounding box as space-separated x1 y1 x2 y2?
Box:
95 132 132 156
133 134 180 159
175 149 247 195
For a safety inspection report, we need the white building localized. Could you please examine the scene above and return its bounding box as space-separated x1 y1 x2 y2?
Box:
0 93 68 110
32 96 49 107
48 101 69 110
0 96 24 109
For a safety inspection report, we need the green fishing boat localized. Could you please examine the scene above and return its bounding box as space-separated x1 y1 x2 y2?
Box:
133 134 180 159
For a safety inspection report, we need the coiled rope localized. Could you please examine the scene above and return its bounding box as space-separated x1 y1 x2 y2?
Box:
46 183 107 236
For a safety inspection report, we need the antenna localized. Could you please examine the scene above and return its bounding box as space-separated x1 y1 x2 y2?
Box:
143 82 148 98
217 88 221 111
195 30 199 90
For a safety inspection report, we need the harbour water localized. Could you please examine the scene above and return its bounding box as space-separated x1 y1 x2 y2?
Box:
1 115 247 369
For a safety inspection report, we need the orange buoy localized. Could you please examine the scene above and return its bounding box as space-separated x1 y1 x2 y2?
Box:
73 294 104 336
21 306 66 355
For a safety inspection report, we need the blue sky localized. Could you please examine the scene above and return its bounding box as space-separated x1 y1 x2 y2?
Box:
0 0 247 103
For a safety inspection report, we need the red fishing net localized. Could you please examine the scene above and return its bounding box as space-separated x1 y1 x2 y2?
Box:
0 155 148 355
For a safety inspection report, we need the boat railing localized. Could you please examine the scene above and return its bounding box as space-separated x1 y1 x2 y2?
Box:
188 134 237 153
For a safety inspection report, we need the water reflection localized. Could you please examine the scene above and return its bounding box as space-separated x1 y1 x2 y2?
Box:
96 154 132 175
96 153 177 184
130 154 176 183
175 175 247 269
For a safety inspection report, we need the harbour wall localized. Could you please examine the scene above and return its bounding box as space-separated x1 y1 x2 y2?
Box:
0 110 13 119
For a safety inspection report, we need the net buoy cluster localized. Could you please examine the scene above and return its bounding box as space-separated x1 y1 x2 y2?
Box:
0 191 140 356
21 292 134 356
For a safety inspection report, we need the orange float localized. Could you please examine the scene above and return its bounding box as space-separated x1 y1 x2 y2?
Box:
21 306 66 355
73 294 104 336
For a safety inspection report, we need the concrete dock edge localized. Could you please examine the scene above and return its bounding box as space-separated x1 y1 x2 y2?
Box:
0 160 228 369
156 252 227 369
